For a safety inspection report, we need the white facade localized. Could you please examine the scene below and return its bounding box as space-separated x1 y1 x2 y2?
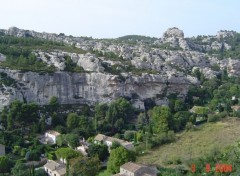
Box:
94 134 134 151
42 130 61 144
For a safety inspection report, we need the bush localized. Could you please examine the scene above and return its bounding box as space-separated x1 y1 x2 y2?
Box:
219 111 228 118
25 150 41 161
185 122 194 131
171 156 182 164
124 131 136 141
208 114 220 122
47 151 57 160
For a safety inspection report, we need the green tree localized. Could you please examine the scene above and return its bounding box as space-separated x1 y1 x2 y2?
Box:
56 135 65 147
95 103 108 131
67 113 79 129
11 162 29 176
55 147 80 160
150 106 172 134
107 146 136 174
136 113 147 130
65 134 79 149
0 107 8 127
35 168 46 176
174 99 184 112
105 98 133 132
124 131 136 141
106 102 118 131
49 96 59 112
0 156 12 173
110 141 121 150
69 156 100 176
88 144 109 161
7 112 14 130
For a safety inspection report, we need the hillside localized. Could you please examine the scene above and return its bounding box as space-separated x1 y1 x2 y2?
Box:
137 117 240 167
1 26 240 175
0 27 240 109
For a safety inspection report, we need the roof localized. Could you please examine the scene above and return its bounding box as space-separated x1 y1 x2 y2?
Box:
44 160 60 170
231 105 240 111
44 160 66 175
94 134 133 147
121 162 142 173
120 162 158 176
55 166 66 175
94 134 106 141
46 130 60 136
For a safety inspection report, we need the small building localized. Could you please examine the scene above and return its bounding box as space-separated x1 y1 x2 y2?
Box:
113 162 158 176
44 160 66 176
76 145 88 156
0 144 5 156
94 134 134 150
40 130 61 144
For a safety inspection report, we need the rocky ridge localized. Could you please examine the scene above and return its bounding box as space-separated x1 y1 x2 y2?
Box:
0 27 240 110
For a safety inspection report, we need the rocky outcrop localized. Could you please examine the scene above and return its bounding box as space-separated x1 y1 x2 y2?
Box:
77 53 104 72
163 27 184 39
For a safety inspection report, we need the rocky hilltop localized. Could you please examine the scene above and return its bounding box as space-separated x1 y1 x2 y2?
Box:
0 27 239 110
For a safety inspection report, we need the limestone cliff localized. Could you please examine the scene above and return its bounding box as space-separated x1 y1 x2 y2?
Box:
0 68 196 110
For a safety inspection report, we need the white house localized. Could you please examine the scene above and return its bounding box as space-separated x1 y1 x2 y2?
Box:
94 134 134 150
44 160 66 176
40 130 61 144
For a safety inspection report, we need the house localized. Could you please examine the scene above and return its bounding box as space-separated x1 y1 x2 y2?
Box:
76 138 90 156
44 160 66 176
40 130 61 144
0 144 5 156
76 145 88 156
94 134 134 150
113 162 158 176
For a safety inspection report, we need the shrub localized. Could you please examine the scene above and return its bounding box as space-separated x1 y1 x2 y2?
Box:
47 151 57 160
208 114 220 122
124 131 136 141
219 111 228 118
185 122 194 131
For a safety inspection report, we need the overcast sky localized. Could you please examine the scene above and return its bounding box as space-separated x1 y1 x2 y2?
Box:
0 0 239 38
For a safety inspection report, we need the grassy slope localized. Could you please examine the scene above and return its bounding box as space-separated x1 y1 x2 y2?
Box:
137 117 240 167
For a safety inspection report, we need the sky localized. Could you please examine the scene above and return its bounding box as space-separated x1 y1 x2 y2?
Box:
0 0 239 38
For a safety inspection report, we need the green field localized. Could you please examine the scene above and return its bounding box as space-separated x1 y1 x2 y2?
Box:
137 117 240 167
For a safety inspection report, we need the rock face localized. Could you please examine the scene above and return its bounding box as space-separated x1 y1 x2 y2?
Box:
0 68 193 110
